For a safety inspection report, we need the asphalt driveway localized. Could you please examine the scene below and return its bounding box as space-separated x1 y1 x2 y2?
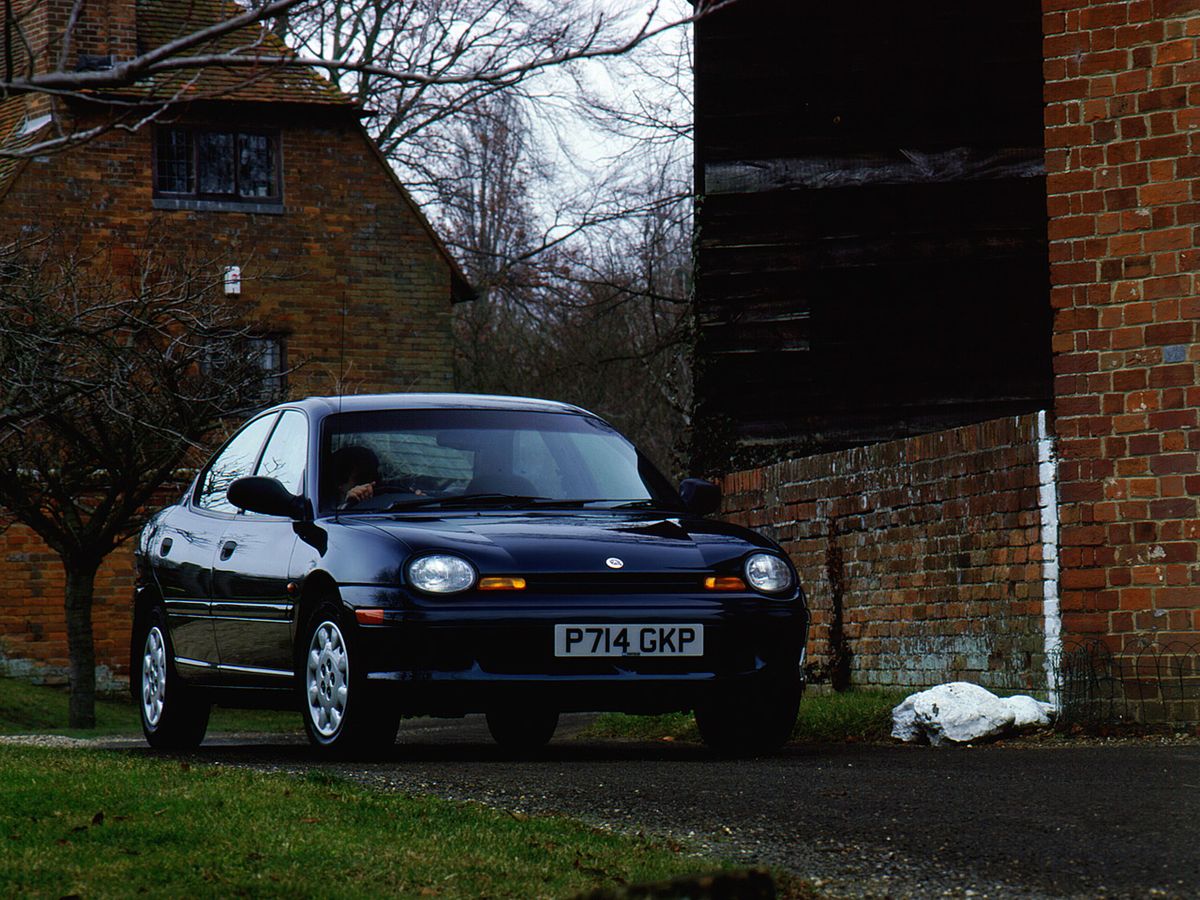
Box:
123 716 1200 898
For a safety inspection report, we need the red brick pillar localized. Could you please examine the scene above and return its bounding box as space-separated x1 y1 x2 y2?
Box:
103 0 139 63
10 0 139 73
1044 0 1200 648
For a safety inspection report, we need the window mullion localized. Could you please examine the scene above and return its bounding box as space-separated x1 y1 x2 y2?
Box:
191 130 197 197
233 131 241 198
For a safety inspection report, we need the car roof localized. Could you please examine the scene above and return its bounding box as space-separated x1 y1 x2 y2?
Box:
276 393 596 419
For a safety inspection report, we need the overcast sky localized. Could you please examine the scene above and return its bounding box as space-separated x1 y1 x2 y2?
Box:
529 0 693 223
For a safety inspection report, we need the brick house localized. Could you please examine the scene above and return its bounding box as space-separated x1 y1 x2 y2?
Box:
694 0 1199 719
0 0 472 687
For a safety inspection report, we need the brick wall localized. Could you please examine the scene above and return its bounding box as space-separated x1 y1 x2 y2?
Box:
0 529 134 690
720 415 1056 694
2 107 457 397
1044 0 1200 649
0 104 459 686
7 1 52 76
7 0 142 72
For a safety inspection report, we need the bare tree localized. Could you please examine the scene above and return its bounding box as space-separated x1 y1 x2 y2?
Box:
426 0 696 475
527 180 693 477
434 93 545 301
0 232 286 727
0 0 724 160
442 91 694 476
272 0 613 196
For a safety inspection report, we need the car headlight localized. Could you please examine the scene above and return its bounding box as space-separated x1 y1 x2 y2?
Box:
407 554 476 594
744 552 794 594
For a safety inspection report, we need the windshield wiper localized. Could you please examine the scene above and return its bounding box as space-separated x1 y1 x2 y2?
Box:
385 493 550 511
383 495 670 512
523 498 611 508
526 498 668 509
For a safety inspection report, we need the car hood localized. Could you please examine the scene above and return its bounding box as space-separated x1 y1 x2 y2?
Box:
353 510 778 574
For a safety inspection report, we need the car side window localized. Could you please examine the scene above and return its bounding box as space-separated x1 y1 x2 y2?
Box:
255 410 307 497
195 413 279 514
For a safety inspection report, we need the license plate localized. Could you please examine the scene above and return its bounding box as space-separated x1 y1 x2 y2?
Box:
554 624 704 658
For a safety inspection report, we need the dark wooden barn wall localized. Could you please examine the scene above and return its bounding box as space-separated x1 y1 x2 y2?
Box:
691 0 1052 472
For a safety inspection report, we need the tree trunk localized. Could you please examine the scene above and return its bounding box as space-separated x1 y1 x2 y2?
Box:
63 559 100 729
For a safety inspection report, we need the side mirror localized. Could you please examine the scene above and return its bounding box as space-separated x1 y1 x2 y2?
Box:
679 478 721 516
227 476 306 519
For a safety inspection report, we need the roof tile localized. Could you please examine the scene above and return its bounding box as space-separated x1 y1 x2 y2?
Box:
129 0 356 106
1 2 354 202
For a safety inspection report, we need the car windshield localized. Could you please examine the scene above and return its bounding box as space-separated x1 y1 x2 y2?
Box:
320 408 680 514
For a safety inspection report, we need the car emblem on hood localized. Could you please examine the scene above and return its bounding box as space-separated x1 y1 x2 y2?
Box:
605 557 624 569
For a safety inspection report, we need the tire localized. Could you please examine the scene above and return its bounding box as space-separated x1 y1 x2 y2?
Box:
136 607 210 750
695 674 804 757
485 707 559 751
300 600 399 757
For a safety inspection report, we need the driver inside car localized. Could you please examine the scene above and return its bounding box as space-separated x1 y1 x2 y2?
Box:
332 445 380 509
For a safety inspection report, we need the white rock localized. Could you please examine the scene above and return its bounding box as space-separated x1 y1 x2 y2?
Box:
916 682 1012 746
1004 694 1055 729
890 695 921 743
891 682 1055 746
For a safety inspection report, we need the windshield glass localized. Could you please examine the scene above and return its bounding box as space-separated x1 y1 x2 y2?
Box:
320 408 680 514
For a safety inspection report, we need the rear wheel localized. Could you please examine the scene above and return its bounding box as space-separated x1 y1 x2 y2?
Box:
300 601 399 757
695 675 803 757
485 707 559 751
136 607 210 750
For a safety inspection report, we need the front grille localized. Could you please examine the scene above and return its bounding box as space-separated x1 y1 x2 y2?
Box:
523 573 706 594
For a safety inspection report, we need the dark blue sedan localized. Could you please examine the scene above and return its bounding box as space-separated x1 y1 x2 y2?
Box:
132 394 808 755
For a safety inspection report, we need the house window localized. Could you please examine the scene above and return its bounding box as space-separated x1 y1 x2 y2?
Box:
248 335 286 399
200 334 287 406
156 128 194 193
154 127 280 202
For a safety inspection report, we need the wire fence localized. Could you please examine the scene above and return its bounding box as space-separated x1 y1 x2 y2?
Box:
1051 637 1200 728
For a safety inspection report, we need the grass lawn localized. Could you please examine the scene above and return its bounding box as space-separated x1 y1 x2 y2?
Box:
4 676 906 747
0 677 301 737
0 680 826 896
0 746 786 898
583 689 908 745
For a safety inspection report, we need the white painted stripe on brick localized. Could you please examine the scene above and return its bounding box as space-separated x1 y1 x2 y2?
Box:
1037 410 1062 707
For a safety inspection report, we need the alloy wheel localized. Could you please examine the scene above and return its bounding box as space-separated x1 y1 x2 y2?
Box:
141 625 167 727
306 620 349 738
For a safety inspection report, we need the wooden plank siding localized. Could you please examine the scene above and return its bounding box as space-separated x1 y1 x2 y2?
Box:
691 0 1052 472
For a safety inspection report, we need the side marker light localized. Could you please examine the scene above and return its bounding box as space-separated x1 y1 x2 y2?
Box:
478 577 527 591
704 576 746 591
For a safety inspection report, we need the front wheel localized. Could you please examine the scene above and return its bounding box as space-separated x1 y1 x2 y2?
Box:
136 607 210 750
485 707 559 751
695 675 804 757
300 601 399 756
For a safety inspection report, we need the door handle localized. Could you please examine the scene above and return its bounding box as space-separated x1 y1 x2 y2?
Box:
220 540 237 561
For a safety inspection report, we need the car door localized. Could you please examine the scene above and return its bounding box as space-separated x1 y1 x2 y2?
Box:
148 501 221 672
160 412 279 677
210 409 307 678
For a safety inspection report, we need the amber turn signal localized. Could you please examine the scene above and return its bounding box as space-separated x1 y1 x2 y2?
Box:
354 608 387 624
704 576 746 591
478 576 527 591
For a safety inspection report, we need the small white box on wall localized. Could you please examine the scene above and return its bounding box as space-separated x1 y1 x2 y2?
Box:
224 265 241 295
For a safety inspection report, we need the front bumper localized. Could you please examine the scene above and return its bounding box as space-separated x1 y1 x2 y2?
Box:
342 587 809 715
